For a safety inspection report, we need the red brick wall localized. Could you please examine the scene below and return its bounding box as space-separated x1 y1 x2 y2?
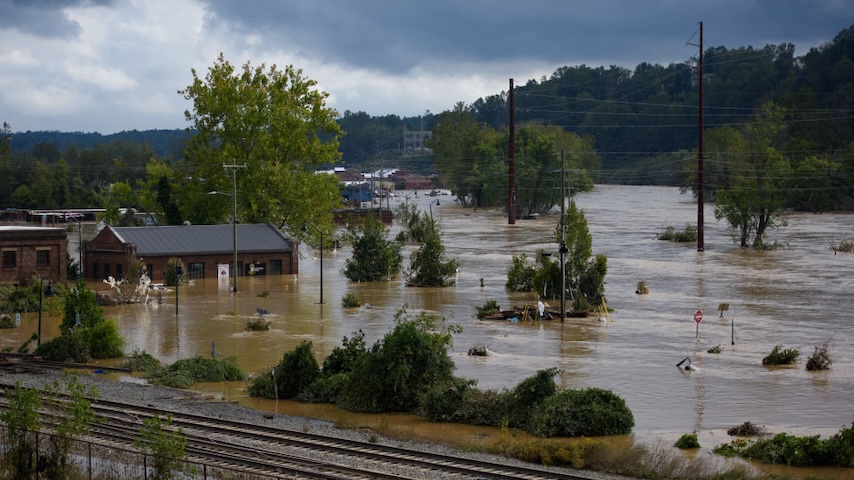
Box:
0 228 67 285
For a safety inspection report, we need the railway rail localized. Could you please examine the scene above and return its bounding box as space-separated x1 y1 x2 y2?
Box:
0 368 596 480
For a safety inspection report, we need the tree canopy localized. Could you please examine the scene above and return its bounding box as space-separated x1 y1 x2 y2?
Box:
178 53 344 235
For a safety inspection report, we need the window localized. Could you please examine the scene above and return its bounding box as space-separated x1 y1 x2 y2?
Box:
36 249 50 268
269 259 282 275
92 262 99 279
116 264 123 279
2 250 16 270
187 262 205 279
104 263 110 279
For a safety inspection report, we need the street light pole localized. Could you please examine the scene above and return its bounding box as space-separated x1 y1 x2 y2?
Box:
302 224 324 304
37 279 53 347
428 199 440 231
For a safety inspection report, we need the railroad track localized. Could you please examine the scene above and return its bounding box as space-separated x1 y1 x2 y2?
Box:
0 379 594 480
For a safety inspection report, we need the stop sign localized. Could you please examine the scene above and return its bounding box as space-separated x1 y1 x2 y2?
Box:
694 310 703 323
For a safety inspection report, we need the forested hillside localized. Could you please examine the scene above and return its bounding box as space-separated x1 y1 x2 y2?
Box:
466 25 854 185
2 24 852 212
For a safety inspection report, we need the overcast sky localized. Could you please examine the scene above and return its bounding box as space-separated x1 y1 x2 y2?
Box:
1 0 852 134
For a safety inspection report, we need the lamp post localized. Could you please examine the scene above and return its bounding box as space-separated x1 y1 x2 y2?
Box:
37 279 54 347
428 199 440 231
301 224 324 304
209 190 239 293
175 265 183 316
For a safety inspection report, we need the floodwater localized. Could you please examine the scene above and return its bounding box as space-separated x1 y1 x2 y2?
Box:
6 185 854 474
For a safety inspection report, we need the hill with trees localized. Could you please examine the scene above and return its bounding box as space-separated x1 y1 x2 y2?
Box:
2 24 852 215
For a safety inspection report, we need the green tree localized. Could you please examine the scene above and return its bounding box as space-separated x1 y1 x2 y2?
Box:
37 279 124 361
713 102 792 248
247 341 320 399
338 308 459 413
0 382 42 480
179 53 343 235
428 103 497 208
343 214 402 282
133 415 190 480
43 374 100 479
406 229 459 287
505 202 606 309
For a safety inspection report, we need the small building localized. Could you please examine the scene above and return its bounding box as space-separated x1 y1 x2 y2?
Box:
83 223 298 283
0 226 67 285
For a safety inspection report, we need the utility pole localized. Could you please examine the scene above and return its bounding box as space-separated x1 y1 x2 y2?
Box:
224 160 247 292
697 21 705 252
508 78 516 225
559 151 568 322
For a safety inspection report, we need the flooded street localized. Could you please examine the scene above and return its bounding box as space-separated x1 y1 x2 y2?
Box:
6 185 854 446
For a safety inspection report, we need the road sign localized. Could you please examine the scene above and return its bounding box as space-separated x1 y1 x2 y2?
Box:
694 310 703 323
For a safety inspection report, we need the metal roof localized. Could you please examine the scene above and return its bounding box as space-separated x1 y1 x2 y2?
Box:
110 223 294 257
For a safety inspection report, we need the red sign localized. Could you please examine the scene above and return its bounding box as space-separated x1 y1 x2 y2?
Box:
694 310 703 323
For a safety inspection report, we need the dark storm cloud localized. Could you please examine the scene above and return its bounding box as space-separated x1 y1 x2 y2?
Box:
199 0 854 74
0 0 113 38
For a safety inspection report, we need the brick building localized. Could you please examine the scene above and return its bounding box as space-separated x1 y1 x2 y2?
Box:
83 224 298 283
0 226 67 285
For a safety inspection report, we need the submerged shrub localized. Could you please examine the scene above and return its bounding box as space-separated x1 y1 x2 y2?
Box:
658 224 698 242
675 433 700 449
120 350 164 375
299 373 350 403
528 387 634 437
248 341 320 399
419 376 478 422
150 355 245 388
762 345 800 365
805 342 832 371
475 300 501 319
341 293 360 308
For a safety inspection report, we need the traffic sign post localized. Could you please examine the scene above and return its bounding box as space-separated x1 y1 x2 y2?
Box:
694 310 703 339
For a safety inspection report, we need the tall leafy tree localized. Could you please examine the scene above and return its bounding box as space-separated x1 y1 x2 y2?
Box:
407 229 459 287
713 102 792 248
343 214 403 282
179 53 344 236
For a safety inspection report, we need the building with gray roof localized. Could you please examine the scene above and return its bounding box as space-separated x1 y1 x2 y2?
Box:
83 223 298 284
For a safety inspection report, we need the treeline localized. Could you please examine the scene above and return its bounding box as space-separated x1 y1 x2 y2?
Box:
3 24 853 212
465 25 854 186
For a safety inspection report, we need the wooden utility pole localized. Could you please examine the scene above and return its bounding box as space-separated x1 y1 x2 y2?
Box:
508 78 516 224
697 21 705 252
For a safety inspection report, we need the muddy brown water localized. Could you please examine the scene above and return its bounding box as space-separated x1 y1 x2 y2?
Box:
6 185 854 477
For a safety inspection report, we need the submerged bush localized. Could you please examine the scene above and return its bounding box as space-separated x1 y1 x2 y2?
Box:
527 387 634 437
150 355 245 388
419 376 479 422
761 345 800 365
248 341 320 399
338 309 458 413
675 433 700 449
341 292 360 308
120 350 164 375
805 342 832 371
658 224 698 242
475 300 501 319
714 423 854 467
